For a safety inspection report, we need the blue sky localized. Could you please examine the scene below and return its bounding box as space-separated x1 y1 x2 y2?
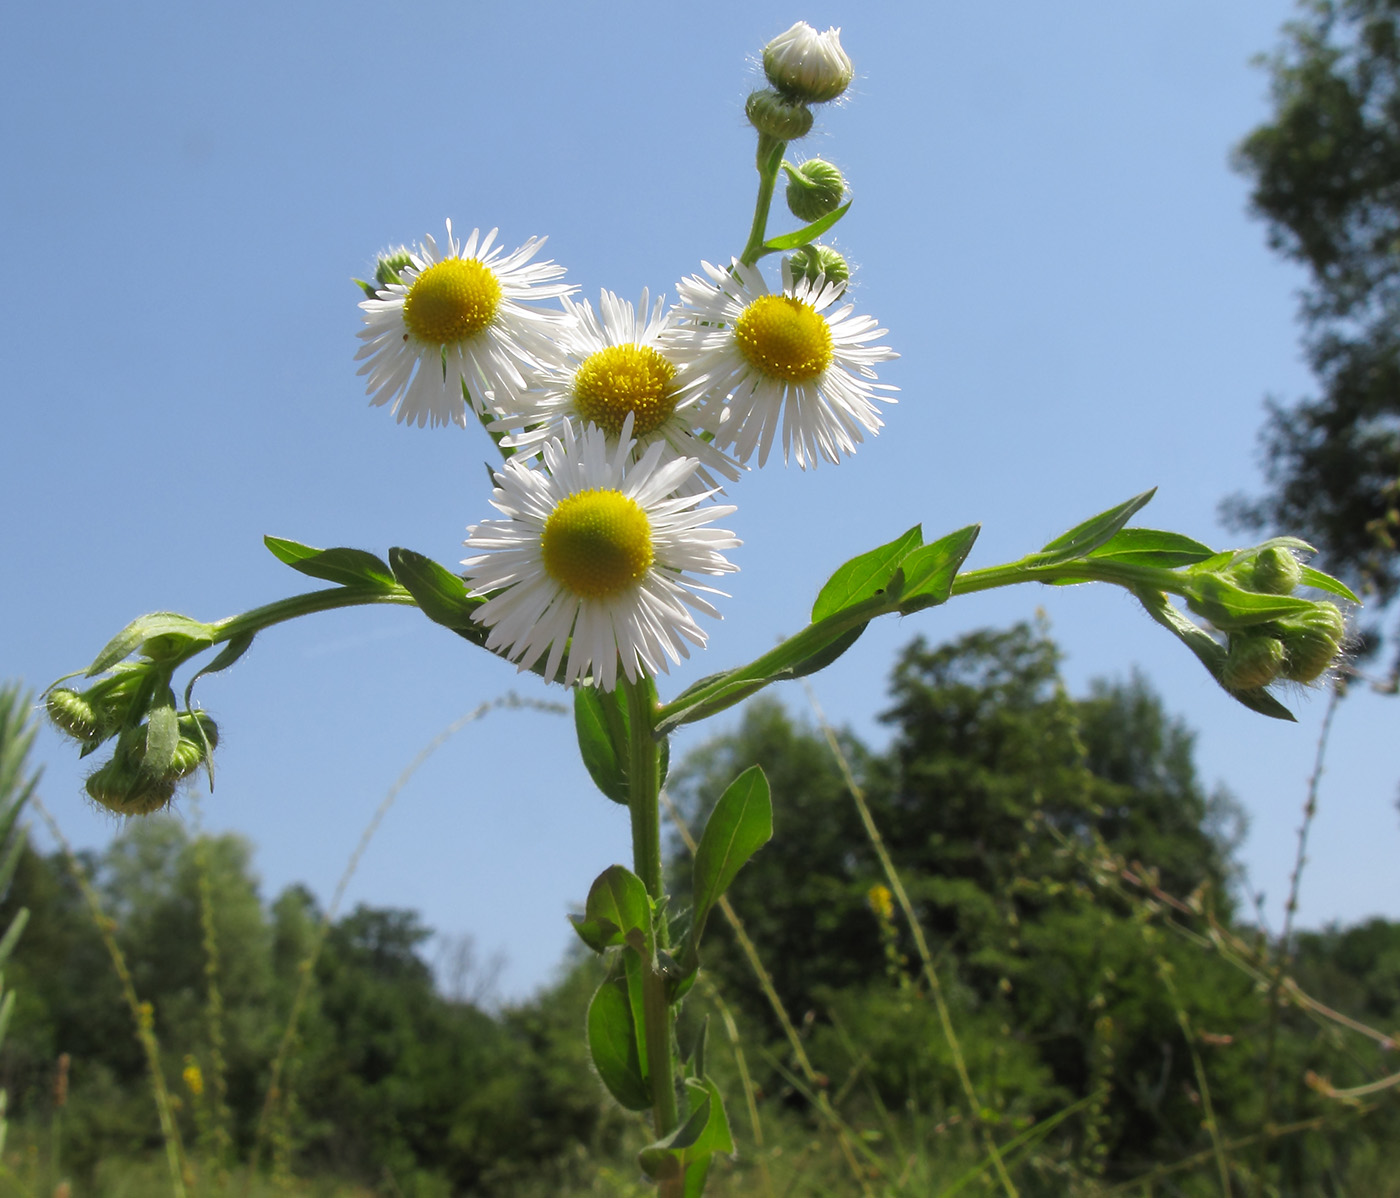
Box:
3 1 1395 999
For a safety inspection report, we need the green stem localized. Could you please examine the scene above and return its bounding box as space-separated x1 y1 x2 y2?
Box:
739 133 786 267
212 585 418 646
621 675 680 1148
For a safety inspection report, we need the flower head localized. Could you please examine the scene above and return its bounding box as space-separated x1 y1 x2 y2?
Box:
498 289 739 494
762 22 854 104
670 258 897 468
355 221 573 429
462 418 740 690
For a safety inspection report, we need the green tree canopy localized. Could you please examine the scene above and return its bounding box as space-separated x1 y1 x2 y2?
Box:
1228 0 1400 664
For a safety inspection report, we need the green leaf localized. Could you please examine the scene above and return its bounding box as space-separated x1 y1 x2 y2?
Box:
638 1078 735 1181
690 767 772 954
264 537 397 590
1088 527 1217 568
141 688 180 779
88 614 217 675
655 678 770 739
387 548 489 649
762 201 852 252
574 687 629 805
1185 574 1318 630
783 624 866 678
1298 566 1361 604
1133 589 1296 721
898 524 981 612
570 865 652 955
587 976 651 1111
183 630 256 711
811 526 922 621
0 909 29 969
1033 489 1157 566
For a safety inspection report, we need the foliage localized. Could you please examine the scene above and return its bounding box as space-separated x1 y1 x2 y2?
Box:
1228 0 1400 662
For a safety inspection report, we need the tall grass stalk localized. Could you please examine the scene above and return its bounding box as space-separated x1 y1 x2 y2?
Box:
188 800 234 1176
1253 678 1344 1194
803 683 1019 1198
246 693 567 1187
31 795 189 1198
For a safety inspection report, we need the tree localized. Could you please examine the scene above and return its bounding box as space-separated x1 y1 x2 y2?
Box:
1227 0 1400 670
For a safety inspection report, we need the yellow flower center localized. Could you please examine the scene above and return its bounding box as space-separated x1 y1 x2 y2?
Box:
401 257 502 345
733 293 833 382
541 489 654 599
571 344 679 437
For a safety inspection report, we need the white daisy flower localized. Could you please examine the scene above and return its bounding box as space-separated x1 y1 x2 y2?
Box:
499 288 740 495
462 417 740 691
355 221 573 429
670 258 897 468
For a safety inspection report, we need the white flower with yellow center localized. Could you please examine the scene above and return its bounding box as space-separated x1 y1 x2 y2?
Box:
670 258 897 468
355 221 573 429
499 289 740 495
462 417 740 691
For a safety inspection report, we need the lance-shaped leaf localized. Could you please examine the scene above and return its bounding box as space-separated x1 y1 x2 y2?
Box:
264 536 397 590
1031 489 1157 567
570 865 653 956
140 687 180 780
762 200 852 252
1133 588 1296 721
587 975 651 1112
897 524 981 613
87 614 216 675
183 630 256 711
1185 574 1319 630
689 767 772 960
1088 527 1217 569
574 686 629 805
387 548 489 649
1298 566 1361 604
811 525 922 622
637 1077 735 1182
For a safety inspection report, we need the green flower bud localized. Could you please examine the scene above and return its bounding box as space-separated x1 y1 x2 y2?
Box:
745 89 813 141
1247 546 1303 596
1220 634 1286 691
85 755 176 817
47 689 105 743
784 158 847 222
1277 602 1347 683
787 244 850 292
762 21 854 104
375 249 413 290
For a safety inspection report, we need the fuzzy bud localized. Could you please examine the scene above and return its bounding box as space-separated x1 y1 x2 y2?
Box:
85 755 176 817
787 244 850 291
784 158 847 221
1220 634 1286 691
745 88 814 141
1247 547 1303 596
47 688 105 743
1277 602 1347 683
762 22 854 104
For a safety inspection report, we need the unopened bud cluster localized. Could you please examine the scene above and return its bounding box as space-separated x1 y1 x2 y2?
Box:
1184 545 1349 691
747 22 853 143
47 666 218 816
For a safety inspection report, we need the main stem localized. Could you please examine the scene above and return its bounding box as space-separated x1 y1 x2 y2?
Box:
622 675 681 1163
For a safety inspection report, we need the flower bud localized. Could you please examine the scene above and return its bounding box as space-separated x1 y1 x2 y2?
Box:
47 688 105 742
1220 634 1286 691
375 249 413 290
1247 547 1303 596
746 88 813 141
787 244 850 292
1277 602 1347 683
85 755 176 817
762 22 854 104
784 158 847 221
